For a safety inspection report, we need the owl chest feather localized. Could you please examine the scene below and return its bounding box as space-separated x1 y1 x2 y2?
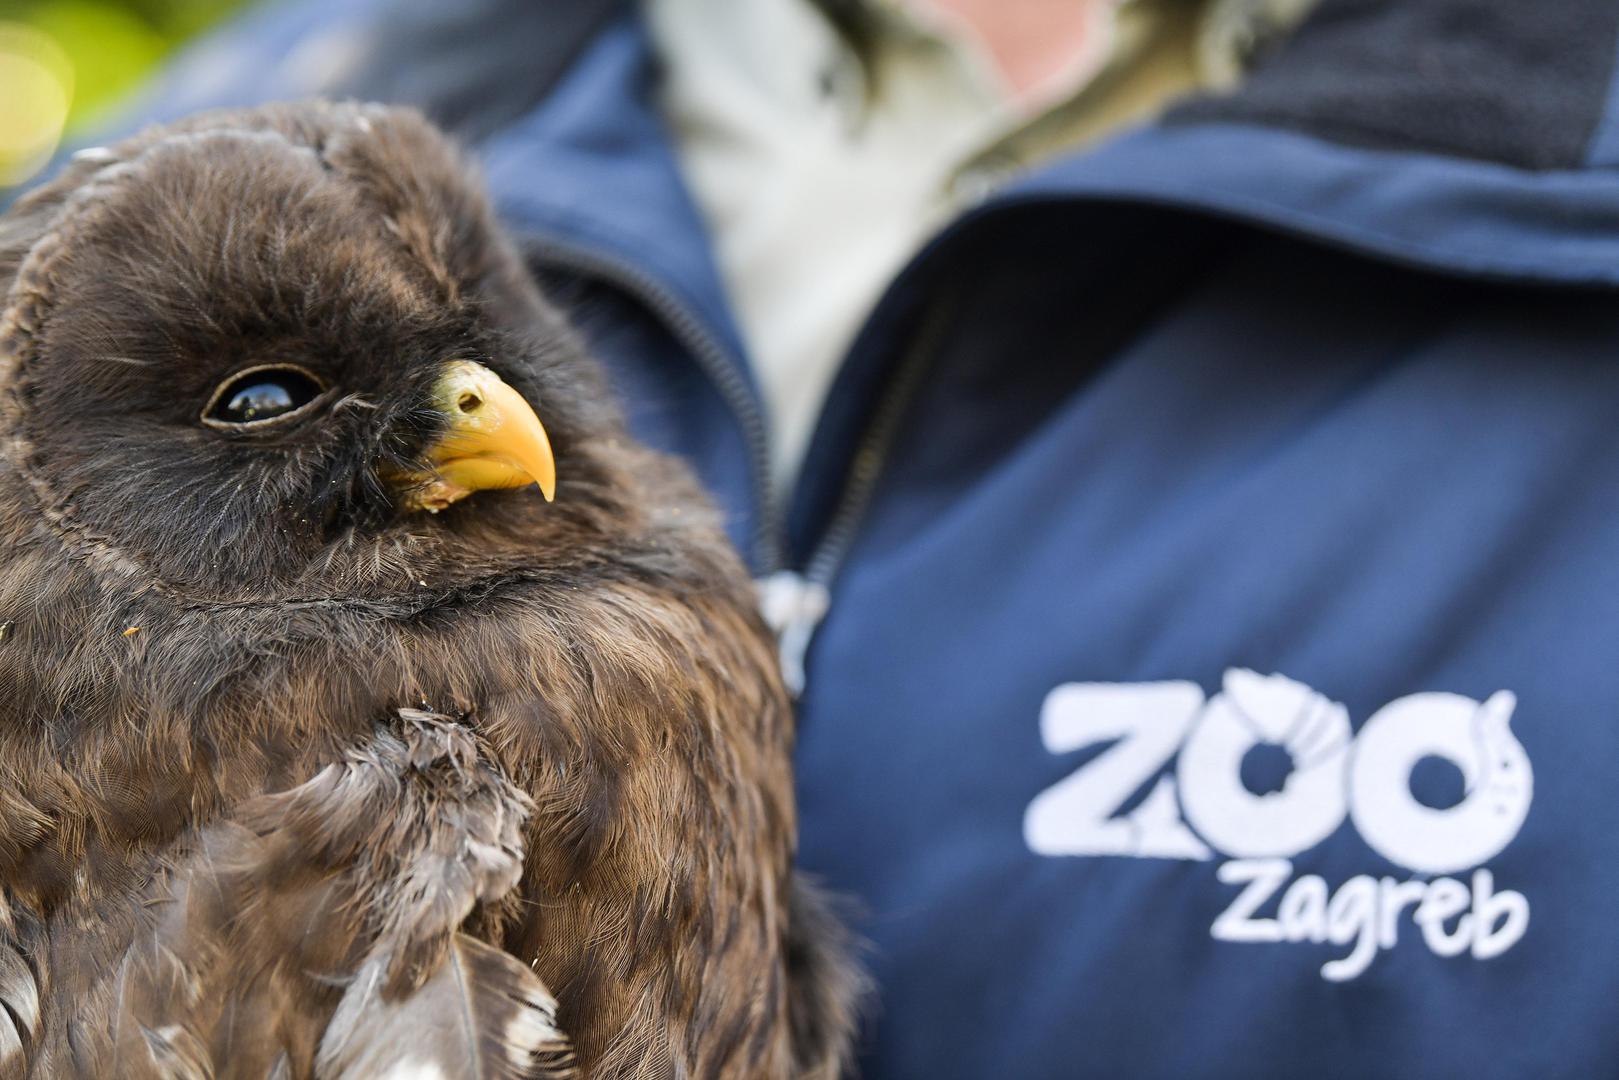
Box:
0 546 799 1077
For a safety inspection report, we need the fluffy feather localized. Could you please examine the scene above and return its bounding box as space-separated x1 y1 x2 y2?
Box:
0 103 862 1077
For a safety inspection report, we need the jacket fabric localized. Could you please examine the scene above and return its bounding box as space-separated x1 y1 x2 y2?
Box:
120 1 1619 1074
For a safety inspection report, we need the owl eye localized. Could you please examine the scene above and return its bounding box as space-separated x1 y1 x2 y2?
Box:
203 365 326 427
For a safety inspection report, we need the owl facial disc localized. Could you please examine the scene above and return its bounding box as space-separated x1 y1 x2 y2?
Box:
403 360 557 513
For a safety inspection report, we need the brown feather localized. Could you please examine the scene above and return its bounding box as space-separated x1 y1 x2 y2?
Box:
0 102 863 1078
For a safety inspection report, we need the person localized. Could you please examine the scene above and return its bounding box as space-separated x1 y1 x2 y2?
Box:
95 0 1619 1074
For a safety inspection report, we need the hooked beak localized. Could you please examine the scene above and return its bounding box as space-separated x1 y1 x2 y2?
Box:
400 360 557 513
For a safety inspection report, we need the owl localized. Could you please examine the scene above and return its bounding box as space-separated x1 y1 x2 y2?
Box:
0 102 860 1078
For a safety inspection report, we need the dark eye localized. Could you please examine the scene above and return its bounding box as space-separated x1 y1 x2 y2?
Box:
203 365 326 427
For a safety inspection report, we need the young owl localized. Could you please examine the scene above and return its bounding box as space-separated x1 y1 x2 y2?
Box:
0 102 860 1078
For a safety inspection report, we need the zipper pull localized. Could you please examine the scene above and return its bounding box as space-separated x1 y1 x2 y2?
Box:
756 570 831 697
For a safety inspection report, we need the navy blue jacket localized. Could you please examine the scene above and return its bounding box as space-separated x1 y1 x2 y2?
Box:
105 0 1619 1074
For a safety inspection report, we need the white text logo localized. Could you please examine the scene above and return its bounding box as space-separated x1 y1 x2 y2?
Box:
1023 669 1534 980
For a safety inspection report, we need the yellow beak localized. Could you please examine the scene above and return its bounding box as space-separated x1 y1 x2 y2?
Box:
404 361 557 513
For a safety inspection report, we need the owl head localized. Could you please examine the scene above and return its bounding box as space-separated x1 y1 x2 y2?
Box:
0 103 645 601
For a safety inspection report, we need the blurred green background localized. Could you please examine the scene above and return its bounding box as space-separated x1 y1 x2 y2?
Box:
1 0 252 186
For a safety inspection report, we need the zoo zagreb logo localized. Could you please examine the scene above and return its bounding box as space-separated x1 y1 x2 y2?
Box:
1024 669 1533 981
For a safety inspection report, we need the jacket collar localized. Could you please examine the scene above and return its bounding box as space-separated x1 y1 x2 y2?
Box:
478 0 1619 325
476 12 750 366
1005 120 1619 287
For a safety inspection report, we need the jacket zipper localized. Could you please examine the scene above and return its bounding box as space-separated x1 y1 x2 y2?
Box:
528 235 954 693
759 299 955 693
525 238 786 572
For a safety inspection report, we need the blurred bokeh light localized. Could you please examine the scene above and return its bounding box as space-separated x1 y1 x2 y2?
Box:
0 24 71 186
1 0 250 188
